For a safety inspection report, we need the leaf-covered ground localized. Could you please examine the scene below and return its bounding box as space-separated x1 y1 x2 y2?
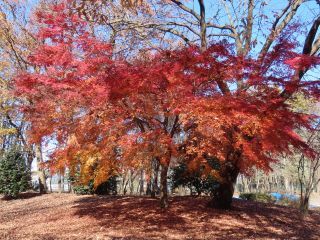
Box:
0 193 319 240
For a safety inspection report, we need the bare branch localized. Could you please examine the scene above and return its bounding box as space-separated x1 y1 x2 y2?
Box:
303 16 320 55
243 0 254 55
259 0 304 61
169 0 201 20
311 35 320 56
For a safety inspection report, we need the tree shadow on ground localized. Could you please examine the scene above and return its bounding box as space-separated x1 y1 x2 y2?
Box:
72 195 320 240
1 191 41 201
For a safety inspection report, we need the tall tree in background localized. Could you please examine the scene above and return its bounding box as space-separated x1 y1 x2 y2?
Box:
289 95 320 214
0 0 48 193
0 148 30 198
297 121 320 214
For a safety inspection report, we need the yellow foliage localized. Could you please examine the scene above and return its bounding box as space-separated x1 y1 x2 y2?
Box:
0 128 16 135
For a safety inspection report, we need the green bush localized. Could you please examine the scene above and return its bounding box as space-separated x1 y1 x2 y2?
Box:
73 177 117 195
95 176 117 195
0 149 30 198
277 196 300 208
170 163 219 195
239 193 275 203
73 180 95 195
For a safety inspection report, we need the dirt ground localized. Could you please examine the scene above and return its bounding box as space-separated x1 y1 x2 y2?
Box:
0 193 319 240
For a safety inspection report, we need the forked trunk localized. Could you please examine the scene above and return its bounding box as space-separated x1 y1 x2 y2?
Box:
160 164 169 209
209 178 236 209
299 195 310 216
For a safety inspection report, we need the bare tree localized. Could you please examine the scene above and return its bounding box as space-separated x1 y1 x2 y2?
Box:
297 121 320 214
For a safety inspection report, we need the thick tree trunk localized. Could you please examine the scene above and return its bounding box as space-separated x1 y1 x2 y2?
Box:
209 163 239 209
209 180 237 209
160 164 169 209
35 145 47 194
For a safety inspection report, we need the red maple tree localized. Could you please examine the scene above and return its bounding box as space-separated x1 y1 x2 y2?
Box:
15 3 319 208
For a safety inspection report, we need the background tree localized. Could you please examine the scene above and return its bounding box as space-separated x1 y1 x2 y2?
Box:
0 147 30 198
0 0 48 193
291 96 320 214
170 162 219 196
235 95 320 214
297 123 320 214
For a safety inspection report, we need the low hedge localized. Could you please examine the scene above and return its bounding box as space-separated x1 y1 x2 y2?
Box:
239 193 276 203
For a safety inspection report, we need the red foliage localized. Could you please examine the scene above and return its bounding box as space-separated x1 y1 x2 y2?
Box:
14 3 320 184
285 55 320 70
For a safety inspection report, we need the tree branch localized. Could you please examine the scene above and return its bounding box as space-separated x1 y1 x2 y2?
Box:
243 0 254 55
258 0 303 61
170 0 201 20
198 0 207 51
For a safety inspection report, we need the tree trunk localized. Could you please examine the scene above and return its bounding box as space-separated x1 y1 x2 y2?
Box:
26 150 34 185
160 164 169 209
189 186 193 196
129 170 134 195
68 179 73 193
139 169 144 195
299 185 312 215
49 176 53 193
151 158 159 198
35 145 47 194
61 174 64 193
268 176 272 192
255 170 260 193
198 0 207 51
57 173 62 193
299 195 310 215
241 175 249 192
209 163 239 209
121 172 129 195
123 178 129 195
146 181 152 195
284 177 289 192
